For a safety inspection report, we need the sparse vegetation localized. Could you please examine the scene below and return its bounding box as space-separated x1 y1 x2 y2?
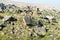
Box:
0 3 60 40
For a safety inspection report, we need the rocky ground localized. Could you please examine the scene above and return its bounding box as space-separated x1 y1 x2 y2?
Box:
0 3 60 40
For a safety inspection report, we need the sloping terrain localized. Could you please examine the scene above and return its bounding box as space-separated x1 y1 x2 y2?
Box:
0 2 60 40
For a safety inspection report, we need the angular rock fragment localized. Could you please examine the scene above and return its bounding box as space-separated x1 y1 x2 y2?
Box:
2 16 17 22
42 15 56 23
34 26 46 35
23 16 38 26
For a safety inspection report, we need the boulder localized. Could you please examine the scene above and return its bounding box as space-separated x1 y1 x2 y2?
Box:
2 16 17 22
0 24 6 30
6 4 16 9
38 20 43 27
52 18 57 23
17 9 23 13
34 26 46 35
24 6 33 14
27 6 32 12
6 4 16 13
9 5 16 9
42 15 55 23
23 16 44 27
23 16 38 26
0 3 6 13
46 16 54 20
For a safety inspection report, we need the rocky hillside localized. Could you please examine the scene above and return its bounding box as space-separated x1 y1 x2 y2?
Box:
0 2 60 40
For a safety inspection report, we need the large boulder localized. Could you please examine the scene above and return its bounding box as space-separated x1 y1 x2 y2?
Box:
23 16 44 27
23 16 38 26
34 26 46 35
42 15 56 23
2 16 17 22
46 16 54 20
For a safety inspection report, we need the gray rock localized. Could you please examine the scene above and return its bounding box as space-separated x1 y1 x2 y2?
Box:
42 15 56 23
6 4 16 13
46 16 54 20
2 16 17 22
23 16 38 26
34 26 46 35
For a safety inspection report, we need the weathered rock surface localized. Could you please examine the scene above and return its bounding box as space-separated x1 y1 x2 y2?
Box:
34 26 46 35
23 16 38 26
